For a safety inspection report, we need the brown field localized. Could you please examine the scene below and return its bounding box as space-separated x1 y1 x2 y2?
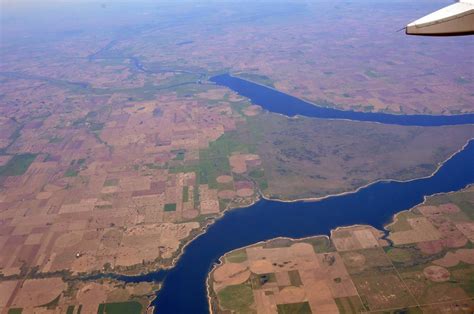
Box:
0 280 18 309
216 175 233 184
456 222 474 241
9 278 65 310
331 225 387 252
0 74 258 311
229 153 261 174
210 240 361 313
433 249 474 267
0 85 249 278
389 217 441 245
242 105 262 117
423 266 450 282
0 277 157 313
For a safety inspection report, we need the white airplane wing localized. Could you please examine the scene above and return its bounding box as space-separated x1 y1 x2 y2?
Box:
406 0 474 36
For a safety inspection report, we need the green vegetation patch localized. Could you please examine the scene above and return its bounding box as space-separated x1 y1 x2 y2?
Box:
64 158 88 177
277 301 311 314
48 136 63 143
304 236 334 253
0 153 37 177
164 203 177 212
64 169 79 177
386 247 413 264
237 73 275 88
263 238 293 248
173 149 186 161
144 163 162 170
219 199 230 211
387 211 420 232
182 186 189 202
7 309 23 314
249 168 268 191
288 270 303 286
95 204 113 210
226 249 248 263
97 301 142 314
334 296 366 313
9 125 23 142
425 190 474 220
66 305 75 314
450 262 474 295
171 132 240 189
217 284 254 312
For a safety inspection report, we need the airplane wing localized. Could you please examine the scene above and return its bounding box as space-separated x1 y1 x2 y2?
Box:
406 0 474 36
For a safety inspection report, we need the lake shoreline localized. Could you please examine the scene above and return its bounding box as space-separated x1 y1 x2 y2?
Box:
210 74 474 126
206 183 474 313
151 138 474 313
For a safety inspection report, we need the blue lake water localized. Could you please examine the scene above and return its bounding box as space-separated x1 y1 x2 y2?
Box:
148 139 474 313
210 74 474 126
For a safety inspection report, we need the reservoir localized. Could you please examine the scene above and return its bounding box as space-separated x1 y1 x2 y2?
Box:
210 74 474 126
151 139 474 313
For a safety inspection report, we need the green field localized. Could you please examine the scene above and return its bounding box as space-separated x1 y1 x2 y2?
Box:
97 301 142 314
288 270 303 286
335 296 366 314
66 305 75 314
164 203 177 212
217 284 254 312
0 153 37 176
64 169 79 177
277 301 311 314
225 249 248 263
182 186 189 202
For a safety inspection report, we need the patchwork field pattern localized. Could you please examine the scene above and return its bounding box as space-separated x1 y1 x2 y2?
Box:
209 186 474 313
0 277 157 314
0 81 265 312
1 63 473 314
1 1 473 312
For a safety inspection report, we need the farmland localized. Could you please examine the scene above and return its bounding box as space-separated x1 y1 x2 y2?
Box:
1 0 473 312
209 186 474 313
